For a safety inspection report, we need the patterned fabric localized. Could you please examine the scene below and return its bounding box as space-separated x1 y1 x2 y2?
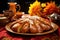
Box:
0 27 59 40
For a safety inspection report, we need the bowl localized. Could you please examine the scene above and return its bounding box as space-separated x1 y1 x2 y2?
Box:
47 13 60 25
0 16 9 26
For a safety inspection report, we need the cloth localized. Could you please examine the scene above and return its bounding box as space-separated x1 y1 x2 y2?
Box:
0 27 59 40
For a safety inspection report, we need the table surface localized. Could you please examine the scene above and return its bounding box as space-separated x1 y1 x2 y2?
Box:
0 14 60 40
0 26 60 40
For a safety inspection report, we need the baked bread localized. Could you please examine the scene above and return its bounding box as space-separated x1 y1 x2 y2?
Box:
11 14 53 33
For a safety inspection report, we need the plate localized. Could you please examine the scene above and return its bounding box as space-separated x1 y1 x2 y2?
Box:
5 21 59 35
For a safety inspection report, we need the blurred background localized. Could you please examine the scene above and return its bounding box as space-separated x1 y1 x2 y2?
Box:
0 0 60 13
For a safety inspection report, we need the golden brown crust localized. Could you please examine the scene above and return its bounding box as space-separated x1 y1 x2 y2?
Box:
11 15 53 33
21 22 29 33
